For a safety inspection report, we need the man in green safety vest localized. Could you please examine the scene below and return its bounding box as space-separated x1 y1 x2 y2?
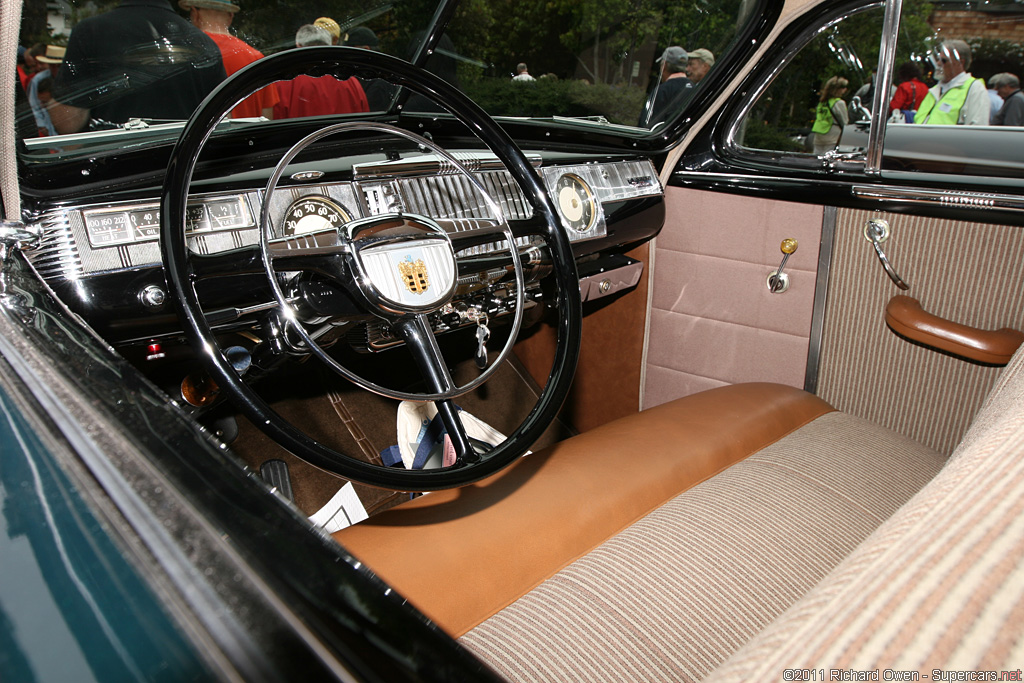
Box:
915 39 989 125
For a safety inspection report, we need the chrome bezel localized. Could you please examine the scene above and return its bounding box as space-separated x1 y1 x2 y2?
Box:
554 172 599 234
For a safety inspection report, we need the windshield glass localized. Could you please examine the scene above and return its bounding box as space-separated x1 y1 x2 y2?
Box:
16 0 759 161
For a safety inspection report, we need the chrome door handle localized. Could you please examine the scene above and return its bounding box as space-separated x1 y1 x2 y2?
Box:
864 218 909 290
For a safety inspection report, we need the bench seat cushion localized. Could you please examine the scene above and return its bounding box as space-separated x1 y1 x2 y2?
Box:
704 347 1024 681
459 410 944 682
335 383 836 637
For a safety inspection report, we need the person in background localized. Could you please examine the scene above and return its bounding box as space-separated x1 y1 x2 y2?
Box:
990 72 1024 126
343 26 391 111
48 0 226 134
344 26 378 50
17 44 46 92
512 63 534 82
273 24 368 119
889 61 927 122
987 84 1004 123
641 46 693 126
182 0 278 119
29 45 65 136
811 75 849 154
914 39 989 126
314 17 341 45
686 48 715 85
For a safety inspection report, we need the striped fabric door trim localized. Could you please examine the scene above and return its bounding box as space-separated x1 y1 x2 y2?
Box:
815 209 1024 454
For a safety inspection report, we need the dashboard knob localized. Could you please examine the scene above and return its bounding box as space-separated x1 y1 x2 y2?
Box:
139 285 166 308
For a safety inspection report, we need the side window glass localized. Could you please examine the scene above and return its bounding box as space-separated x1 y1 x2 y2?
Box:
884 3 1024 179
731 5 885 158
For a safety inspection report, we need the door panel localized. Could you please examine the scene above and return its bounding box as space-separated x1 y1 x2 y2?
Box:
642 187 823 408
817 209 1024 455
646 0 1024 453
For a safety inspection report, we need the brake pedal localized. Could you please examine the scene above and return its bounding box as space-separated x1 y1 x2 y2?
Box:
260 459 295 503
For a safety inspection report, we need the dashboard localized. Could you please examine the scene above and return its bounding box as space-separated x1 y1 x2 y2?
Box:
25 153 664 353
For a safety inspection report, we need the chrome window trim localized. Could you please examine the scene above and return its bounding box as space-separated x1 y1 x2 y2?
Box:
722 1 884 170
864 0 902 174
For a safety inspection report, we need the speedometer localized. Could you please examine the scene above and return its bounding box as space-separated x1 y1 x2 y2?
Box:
282 196 352 236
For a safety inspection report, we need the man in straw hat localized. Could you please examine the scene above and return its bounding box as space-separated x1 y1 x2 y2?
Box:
314 17 341 45
29 45 65 136
181 0 279 119
49 0 225 133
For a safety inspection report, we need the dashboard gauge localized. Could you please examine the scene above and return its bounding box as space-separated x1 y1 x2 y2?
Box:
282 196 352 236
129 209 161 240
555 173 597 233
84 210 133 246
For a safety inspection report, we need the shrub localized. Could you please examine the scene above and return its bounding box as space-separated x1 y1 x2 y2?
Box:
462 77 646 126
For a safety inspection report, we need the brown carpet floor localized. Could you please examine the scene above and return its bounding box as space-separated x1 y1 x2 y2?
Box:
227 351 575 518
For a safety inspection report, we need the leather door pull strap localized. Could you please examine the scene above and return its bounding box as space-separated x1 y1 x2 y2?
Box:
885 295 1024 366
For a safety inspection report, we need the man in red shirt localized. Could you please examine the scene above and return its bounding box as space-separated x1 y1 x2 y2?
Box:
181 0 279 119
273 24 369 119
17 44 45 92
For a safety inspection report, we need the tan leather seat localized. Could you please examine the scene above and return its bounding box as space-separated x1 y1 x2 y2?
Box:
335 384 835 636
335 381 947 681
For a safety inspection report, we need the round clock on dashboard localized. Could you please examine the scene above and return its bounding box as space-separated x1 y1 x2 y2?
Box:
555 173 597 234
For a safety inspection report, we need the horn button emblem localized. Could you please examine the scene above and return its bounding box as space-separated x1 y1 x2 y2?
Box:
345 214 456 315
398 256 430 295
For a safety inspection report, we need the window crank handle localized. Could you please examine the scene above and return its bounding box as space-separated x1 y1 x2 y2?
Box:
864 219 909 290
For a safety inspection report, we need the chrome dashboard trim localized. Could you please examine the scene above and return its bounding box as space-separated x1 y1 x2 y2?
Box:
25 157 662 283
27 209 84 281
352 151 543 179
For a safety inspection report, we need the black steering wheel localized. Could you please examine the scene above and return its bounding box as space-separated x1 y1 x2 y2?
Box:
161 47 582 491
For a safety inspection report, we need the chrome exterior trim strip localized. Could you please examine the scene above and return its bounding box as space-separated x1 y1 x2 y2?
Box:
852 186 1024 213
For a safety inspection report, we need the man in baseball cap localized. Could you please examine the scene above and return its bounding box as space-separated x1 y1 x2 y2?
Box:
686 48 715 84
641 46 693 126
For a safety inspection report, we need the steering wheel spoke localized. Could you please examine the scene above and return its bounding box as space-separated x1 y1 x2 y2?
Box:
434 400 476 465
393 314 456 394
190 233 347 281
267 234 348 281
191 245 264 280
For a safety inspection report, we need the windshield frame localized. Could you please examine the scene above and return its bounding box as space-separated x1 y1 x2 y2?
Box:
14 0 783 186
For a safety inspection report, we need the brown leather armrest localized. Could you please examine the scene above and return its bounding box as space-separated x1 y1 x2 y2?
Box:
885 295 1024 366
